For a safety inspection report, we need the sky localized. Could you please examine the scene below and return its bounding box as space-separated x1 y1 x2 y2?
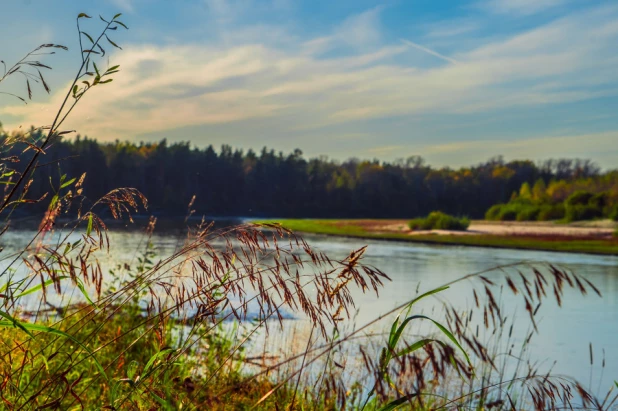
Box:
1 0 618 167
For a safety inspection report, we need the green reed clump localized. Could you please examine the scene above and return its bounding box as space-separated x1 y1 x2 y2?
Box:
409 211 470 231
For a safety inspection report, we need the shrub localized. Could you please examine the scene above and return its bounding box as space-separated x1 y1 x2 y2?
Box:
537 204 565 221
408 217 431 230
409 211 470 231
589 192 608 209
498 207 518 221
564 204 602 222
516 206 540 221
609 206 618 221
565 190 594 207
485 204 505 220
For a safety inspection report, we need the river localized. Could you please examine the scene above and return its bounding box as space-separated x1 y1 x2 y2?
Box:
1 224 616 395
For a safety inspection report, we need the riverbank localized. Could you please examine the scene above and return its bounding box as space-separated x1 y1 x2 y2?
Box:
255 219 618 255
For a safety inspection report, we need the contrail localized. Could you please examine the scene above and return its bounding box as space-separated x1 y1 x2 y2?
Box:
401 39 459 64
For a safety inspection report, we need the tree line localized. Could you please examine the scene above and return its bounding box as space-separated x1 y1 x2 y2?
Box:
2 128 613 219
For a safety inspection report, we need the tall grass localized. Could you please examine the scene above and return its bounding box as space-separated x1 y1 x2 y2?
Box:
0 12 616 410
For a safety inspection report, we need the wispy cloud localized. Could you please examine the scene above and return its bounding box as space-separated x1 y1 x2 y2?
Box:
1 3 618 167
400 39 459 64
482 0 566 16
419 131 618 167
109 0 135 13
335 7 383 49
367 145 404 156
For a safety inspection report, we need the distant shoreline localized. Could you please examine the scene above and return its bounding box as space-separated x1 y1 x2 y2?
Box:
254 219 618 256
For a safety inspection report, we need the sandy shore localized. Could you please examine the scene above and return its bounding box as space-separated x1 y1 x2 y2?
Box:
360 220 616 239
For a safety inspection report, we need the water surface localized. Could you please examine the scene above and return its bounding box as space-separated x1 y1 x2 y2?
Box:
1 225 616 392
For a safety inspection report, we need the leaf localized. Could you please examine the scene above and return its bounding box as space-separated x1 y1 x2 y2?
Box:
78 13 92 18
99 79 113 84
105 35 122 50
114 21 129 29
81 31 94 44
389 286 449 347
38 69 50 93
75 280 97 308
14 277 67 298
127 360 139 379
86 214 93 236
93 62 100 76
49 194 59 211
395 338 438 358
60 177 76 189
13 275 96 307
429 319 472 366
378 393 419 411
97 44 106 57
113 13 122 19
72 84 79 97
143 348 175 375
0 310 34 337
57 130 75 136
27 79 32 99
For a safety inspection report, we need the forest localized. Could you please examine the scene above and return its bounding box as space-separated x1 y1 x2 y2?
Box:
2 126 613 219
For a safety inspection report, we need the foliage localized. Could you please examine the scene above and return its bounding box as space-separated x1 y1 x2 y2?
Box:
408 211 470 231
537 204 566 221
488 174 618 222
1 128 614 219
565 190 596 207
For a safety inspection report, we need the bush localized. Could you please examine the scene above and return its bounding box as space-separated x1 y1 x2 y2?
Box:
516 206 541 221
609 206 618 222
485 204 505 220
589 192 608 209
537 204 565 221
565 191 594 207
409 211 470 231
564 204 602 222
498 209 517 220
486 204 545 221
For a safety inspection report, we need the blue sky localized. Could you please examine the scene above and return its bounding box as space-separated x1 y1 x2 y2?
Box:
1 0 618 167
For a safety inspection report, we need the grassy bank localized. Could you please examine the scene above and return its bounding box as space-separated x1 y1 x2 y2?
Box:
256 219 618 255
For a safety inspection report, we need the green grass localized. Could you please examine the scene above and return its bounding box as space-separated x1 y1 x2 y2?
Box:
256 219 618 255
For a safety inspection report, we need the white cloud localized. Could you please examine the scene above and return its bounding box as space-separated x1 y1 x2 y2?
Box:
335 7 383 49
109 0 134 13
1 4 618 151
483 0 565 15
419 131 618 167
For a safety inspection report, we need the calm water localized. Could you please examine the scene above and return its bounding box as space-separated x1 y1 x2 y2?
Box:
1 226 616 392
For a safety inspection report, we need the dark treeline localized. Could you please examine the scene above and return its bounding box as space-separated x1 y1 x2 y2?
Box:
2 128 611 219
